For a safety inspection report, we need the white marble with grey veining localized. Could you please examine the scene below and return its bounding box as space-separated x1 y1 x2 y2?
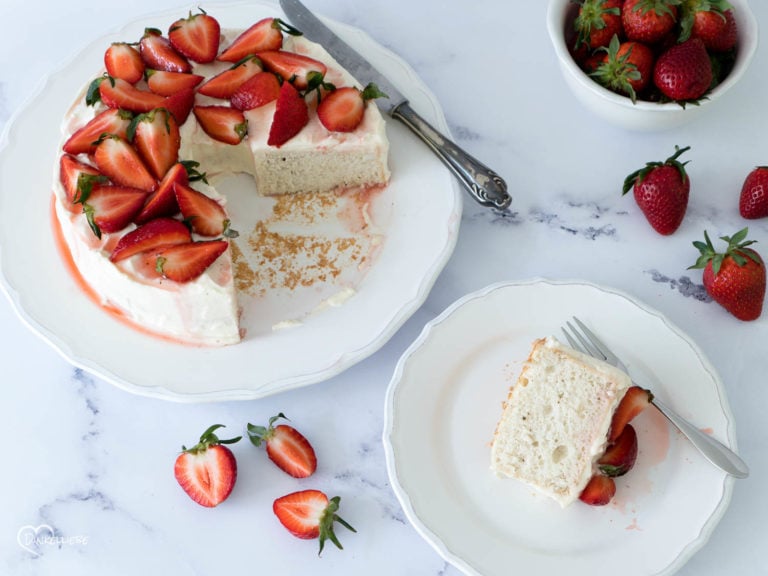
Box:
1 0 767 574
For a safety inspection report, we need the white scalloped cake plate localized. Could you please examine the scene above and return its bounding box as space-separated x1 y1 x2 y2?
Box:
0 1 461 401
384 279 737 576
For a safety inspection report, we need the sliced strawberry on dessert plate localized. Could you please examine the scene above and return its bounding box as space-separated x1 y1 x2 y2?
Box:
139 28 192 73
230 71 282 111
246 412 317 478
317 83 387 132
174 181 236 237
273 490 356 555
162 87 195 125
97 76 167 113
59 154 108 209
192 105 248 145
174 424 241 507
598 423 639 477
609 385 654 443
146 69 205 96
104 42 145 84
218 17 300 63
151 239 229 283
578 474 616 506
134 161 200 224
63 108 134 155
168 8 221 64
128 108 181 180
267 81 308 147
197 56 264 99
109 217 191 263
75 184 148 239
257 50 328 90
92 134 158 192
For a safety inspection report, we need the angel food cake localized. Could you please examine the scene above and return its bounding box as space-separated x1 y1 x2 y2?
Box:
491 336 649 507
53 11 390 346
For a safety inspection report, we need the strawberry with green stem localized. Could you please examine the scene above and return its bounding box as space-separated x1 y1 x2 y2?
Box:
679 0 737 52
573 0 623 51
247 412 317 478
623 145 691 235
590 35 655 102
622 0 681 43
653 38 713 103
174 424 241 507
690 228 766 321
273 490 356 555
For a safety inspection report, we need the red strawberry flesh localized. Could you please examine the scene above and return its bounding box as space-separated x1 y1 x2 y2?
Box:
609 386 653 443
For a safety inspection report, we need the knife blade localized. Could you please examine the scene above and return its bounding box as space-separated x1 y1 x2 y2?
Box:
278 0 511 210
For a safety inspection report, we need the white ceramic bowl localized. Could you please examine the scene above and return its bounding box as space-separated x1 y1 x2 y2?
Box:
546 0 758 131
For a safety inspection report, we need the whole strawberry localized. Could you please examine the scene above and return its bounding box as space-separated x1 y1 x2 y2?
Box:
690 228 766 321
679 0 738 52
653 38 713 102
622 0 680 44
573 0 624 51
623 145 691 235
591 35 655 102
739 166 768 219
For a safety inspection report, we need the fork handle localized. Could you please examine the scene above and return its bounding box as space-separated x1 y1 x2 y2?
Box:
652 397 749 478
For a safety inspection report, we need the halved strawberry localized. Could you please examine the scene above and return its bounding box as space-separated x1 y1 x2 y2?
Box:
92 134 157 192
174 424 241 507
218 18 286 63
76 184 148 239
110 217 191 262
579 474 616 506
257 50 328 90
192 105 247 145
59 154 107 210
317 83 387 132
139 28 191 73
104 42 145 84
162 87 195 125
609 386 653 443
174 181 235 237
151 239 229 282
230 71 281 111
129 108 180 180
246 413 317 478
146 69 204 96
267 81 308 147
273 490 356 555
197 56 263 99
168 9 221 64
598 424 638 477
134 161 197 224
63 108 134 155
99 76 166 113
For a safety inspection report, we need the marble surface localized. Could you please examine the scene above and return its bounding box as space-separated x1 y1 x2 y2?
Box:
1 0 766 574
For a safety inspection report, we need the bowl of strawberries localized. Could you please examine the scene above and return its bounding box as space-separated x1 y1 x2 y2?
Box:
547 0 758 131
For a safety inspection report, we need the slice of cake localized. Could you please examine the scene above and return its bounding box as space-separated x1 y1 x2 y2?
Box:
52 10 391 346
490 336 632 507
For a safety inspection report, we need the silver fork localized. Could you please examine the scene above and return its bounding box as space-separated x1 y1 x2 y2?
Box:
562 317 749 479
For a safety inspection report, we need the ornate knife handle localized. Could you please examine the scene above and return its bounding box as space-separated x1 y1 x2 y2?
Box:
391 102 511 210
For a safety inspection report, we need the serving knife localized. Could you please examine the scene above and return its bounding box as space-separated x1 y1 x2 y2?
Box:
279 0 511 211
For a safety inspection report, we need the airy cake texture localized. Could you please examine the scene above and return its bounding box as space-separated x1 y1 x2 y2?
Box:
490 336 631 507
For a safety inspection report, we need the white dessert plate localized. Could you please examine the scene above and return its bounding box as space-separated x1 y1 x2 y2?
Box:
0 1 461 401
384 279 736 576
